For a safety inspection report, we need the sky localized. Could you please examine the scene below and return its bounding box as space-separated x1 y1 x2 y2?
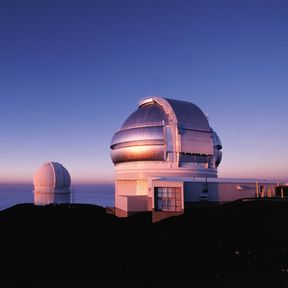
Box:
0 0 287 184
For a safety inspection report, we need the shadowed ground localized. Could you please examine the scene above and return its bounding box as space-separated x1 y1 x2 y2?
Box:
1 199 288 288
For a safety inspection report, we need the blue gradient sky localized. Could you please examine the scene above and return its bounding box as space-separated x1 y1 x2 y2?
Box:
0 0 287 183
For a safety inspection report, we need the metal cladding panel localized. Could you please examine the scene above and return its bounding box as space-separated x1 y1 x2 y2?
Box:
121 102 167 129
212 131 222 150
181 130 214 155
215 150 222 167
53 162 63 189
51 162 71 189
111 126 164 149
111 145 165 163
165 98 210 131
218 183 256 202
165 126 173 152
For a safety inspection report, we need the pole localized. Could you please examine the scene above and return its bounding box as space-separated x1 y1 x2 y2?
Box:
256 181 259 198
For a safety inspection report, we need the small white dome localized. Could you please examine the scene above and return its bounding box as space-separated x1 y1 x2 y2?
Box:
33 162 71 190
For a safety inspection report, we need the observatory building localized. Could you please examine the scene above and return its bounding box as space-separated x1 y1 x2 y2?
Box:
110 96 278 217
33 161 71 205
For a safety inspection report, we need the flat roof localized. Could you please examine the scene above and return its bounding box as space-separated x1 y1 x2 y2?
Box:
151 177 282 184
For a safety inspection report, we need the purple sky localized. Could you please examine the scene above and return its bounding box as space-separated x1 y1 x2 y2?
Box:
0 0 287 183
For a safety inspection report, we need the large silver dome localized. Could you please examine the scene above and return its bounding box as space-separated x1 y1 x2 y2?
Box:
110 96 222 171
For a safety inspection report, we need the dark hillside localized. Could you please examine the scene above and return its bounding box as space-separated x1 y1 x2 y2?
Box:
1 200 288 287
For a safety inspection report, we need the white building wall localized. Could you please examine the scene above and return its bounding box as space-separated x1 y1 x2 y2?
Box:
183 182 202 201
183 182 218 201
207 183 219 201
218 182 277 202
136 180 148 195
116 180 137 196
182 180 278 203
218 183 255 202
115 195 129 212
127 196 148 211
115 176 279 214
115 180 149 212
114 195 148 212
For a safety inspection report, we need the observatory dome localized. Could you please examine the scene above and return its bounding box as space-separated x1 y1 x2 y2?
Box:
110 96 223 216
33 162 71 205
33 162 71 190
110 96 222 173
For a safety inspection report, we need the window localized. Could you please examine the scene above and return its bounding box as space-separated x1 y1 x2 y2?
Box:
154 187 182 212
